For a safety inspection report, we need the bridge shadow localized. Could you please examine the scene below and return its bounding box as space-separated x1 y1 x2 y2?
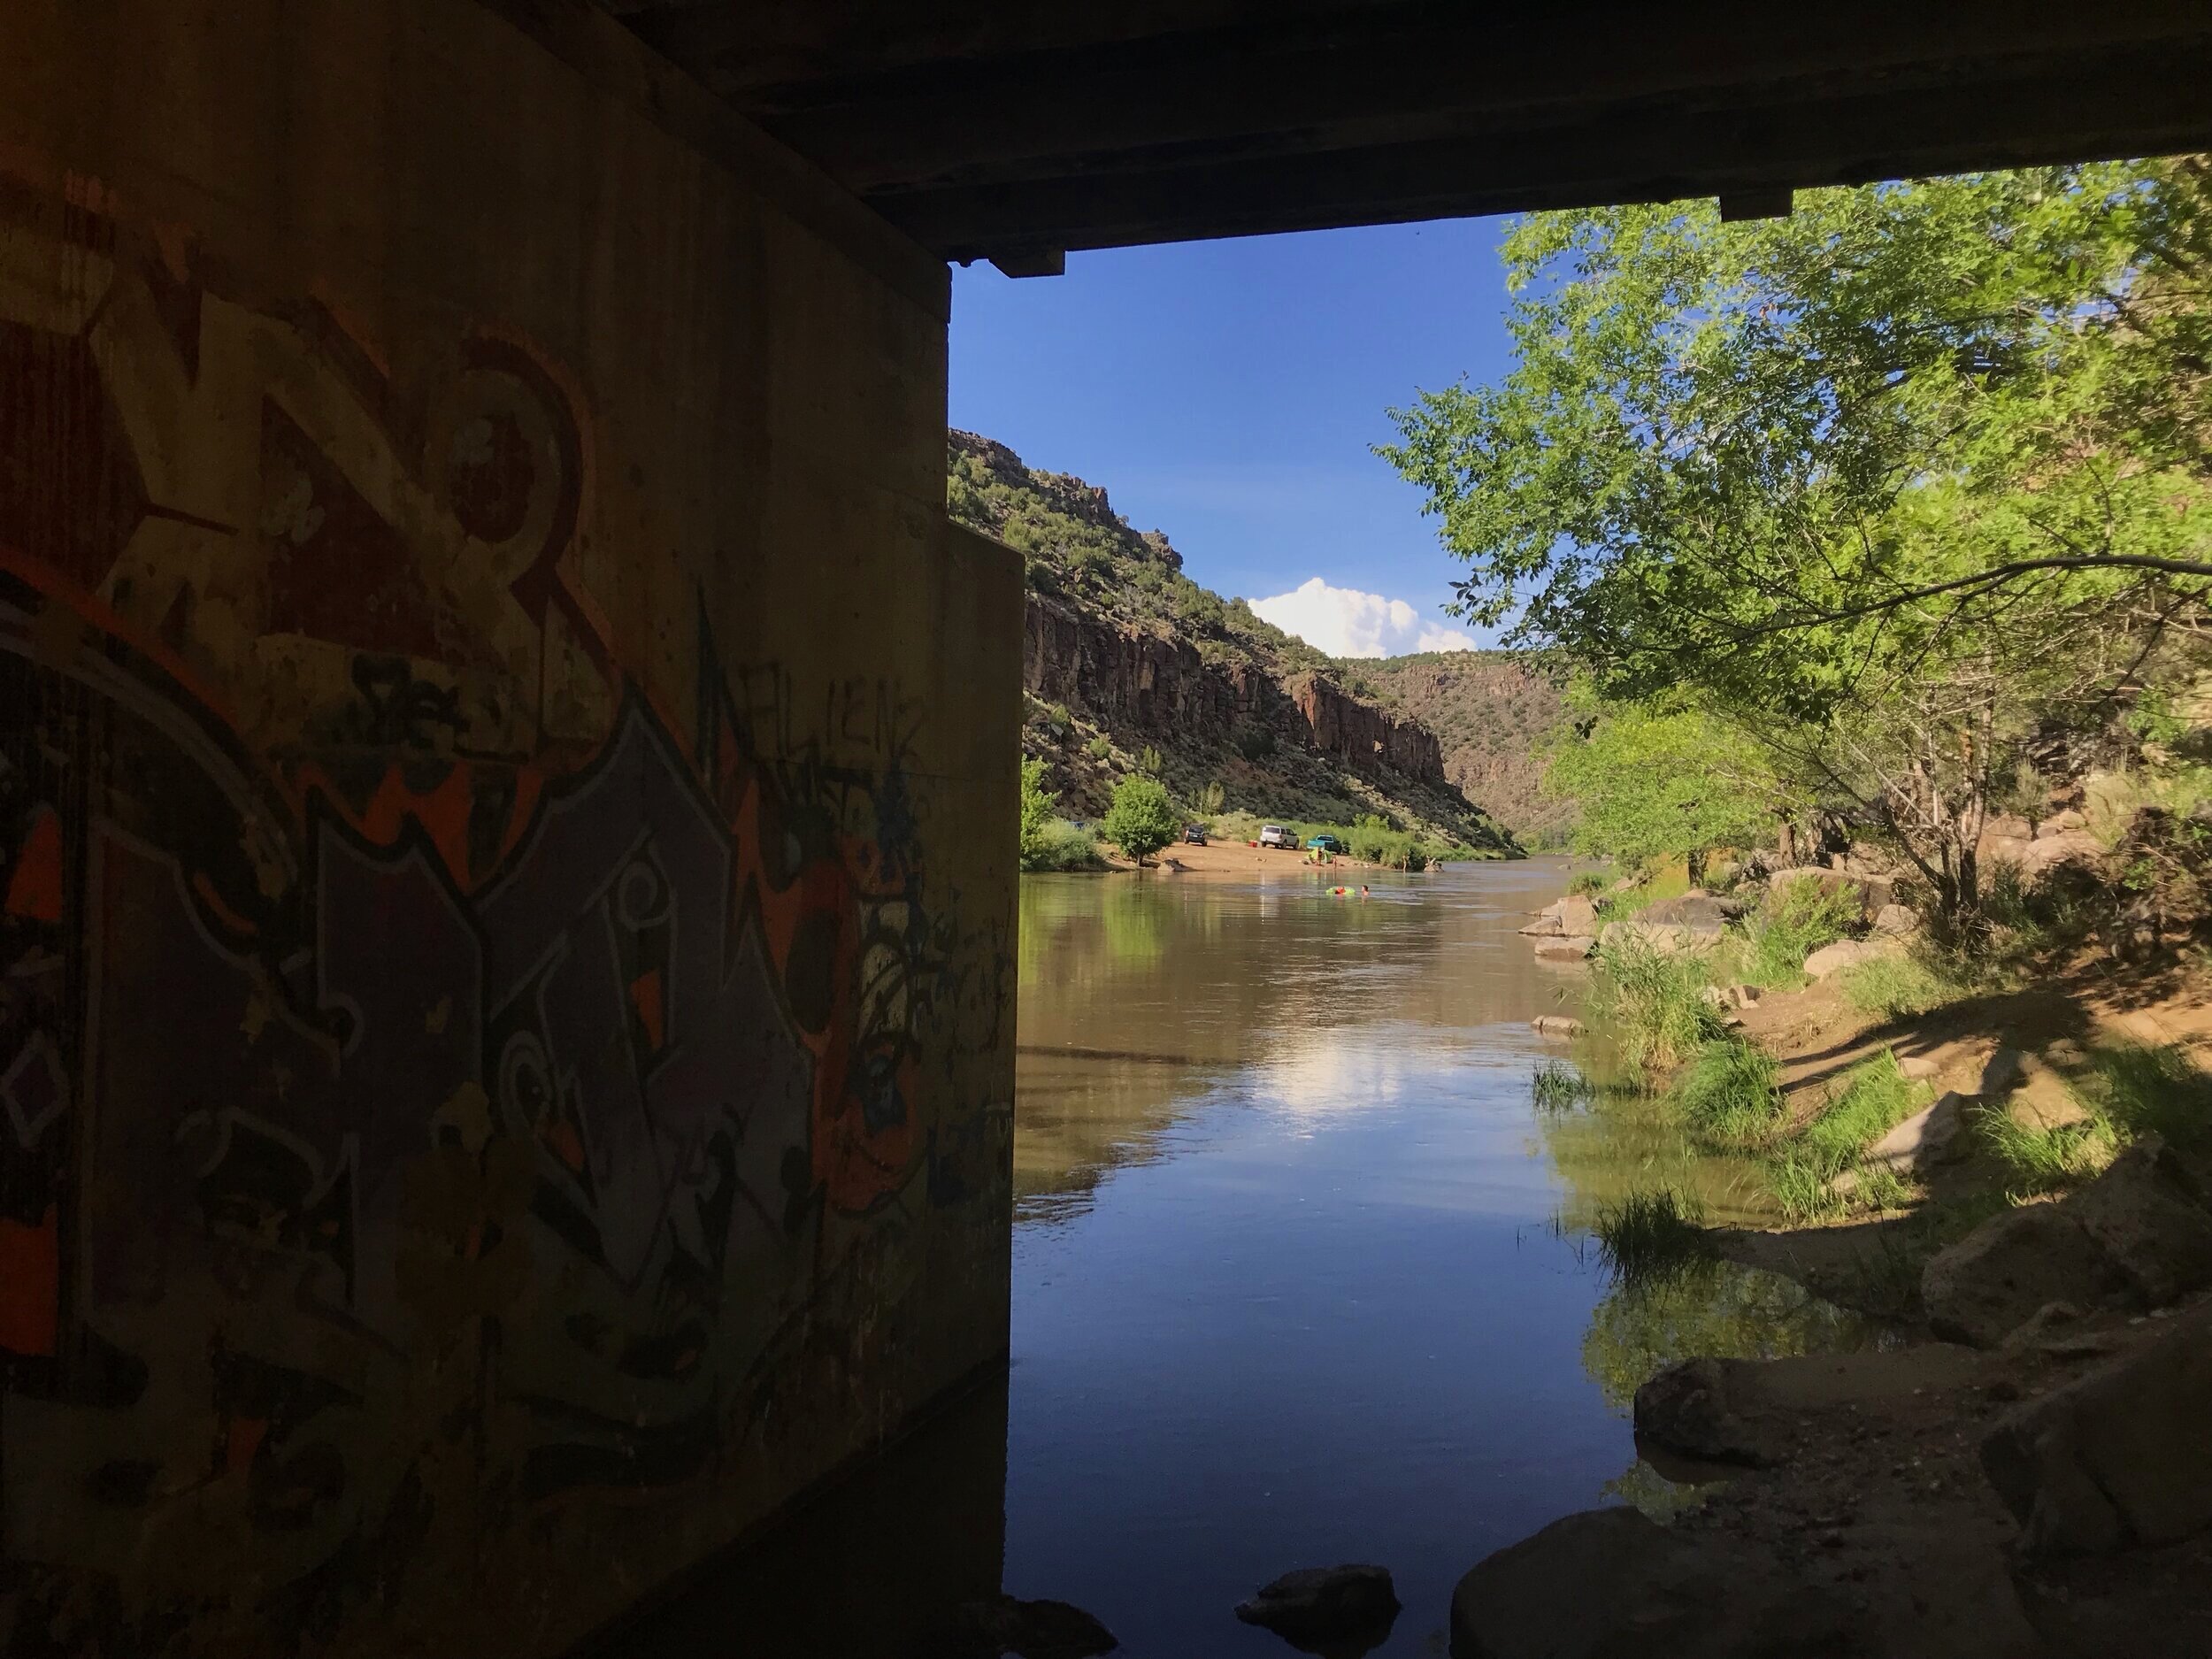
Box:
571 1372 1010 1658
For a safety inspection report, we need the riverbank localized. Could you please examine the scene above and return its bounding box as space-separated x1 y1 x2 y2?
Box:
1481 909 2212 1655
1094 840 1454 879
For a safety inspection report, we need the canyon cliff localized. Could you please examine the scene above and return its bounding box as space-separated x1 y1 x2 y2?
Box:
951 431 1510 850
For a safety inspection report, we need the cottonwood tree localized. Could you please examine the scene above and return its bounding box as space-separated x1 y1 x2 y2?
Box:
1383 160 2212 917
1542 694 1788 883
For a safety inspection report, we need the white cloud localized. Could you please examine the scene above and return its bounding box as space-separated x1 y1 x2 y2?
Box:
1248 577 1478 659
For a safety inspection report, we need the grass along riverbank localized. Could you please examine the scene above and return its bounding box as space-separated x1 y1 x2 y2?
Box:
1548 873 2212 1315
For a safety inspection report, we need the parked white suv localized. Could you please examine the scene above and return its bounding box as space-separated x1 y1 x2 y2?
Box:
1259 824 1291 848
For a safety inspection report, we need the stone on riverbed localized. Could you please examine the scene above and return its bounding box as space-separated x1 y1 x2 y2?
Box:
1533 935 1596 961
1233 1564 1399 1650
1449 1508 1854 1659
1531 1015 1584 1039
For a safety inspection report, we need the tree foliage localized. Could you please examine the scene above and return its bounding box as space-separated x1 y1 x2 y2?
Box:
1018 758 1056 871
1102 775 1180 865
1383 160 2212 914
1543 694 1784 875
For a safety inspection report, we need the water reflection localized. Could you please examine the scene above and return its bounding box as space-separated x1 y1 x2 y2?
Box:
621 863 1873 1655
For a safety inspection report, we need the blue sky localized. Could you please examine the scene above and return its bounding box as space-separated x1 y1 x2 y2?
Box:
947 217 1519 656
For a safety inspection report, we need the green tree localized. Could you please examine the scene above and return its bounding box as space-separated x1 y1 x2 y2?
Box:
1102 775 1179 866
1382 162 2212 916
1018 758 1056 872
1542 693 1784 882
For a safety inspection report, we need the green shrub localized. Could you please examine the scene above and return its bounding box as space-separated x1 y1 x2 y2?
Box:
1769 1152 1843 1223
1592 1189 1714 1286
1102 775 1179 864
1139 744 1164 776
1671 1037 1785 1149
1837 954 1968 1020
1568 869 1612 897
1586 937 1724 1087
1025 818 1105 872
1086 733 1112 760
1018 758 1056 871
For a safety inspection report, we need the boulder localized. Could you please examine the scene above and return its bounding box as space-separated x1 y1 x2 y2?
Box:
1534 935 1596 961
1896 1054 1941 1080
1530 1015 1585 1040
1801 937 1901 979
1517 907 1563 938
1557 895 1600 936
1448 1508 1854 1659
1981 1302 2212 1555
1863 1091 1970 1175
1921 1203 2132 1347
1982 828 2103 883
1871 902 1920 937
1642 894 1740 931
2063 1137 2212 1307
1234 1564 1399 1649
2038 809 2088 837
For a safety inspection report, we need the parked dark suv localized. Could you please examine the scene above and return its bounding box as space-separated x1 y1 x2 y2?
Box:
1183 824 1208 846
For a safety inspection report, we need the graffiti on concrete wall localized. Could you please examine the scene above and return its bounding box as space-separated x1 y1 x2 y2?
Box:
0 167 1006 1646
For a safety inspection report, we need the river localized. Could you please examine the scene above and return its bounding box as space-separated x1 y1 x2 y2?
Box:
613 858 1869 1656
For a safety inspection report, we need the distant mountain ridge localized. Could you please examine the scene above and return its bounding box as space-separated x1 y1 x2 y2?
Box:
948 431 1548 850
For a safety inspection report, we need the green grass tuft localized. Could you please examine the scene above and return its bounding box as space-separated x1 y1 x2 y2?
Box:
1738 879 1862 986
1532 1060 1594 1115
2077 1042 2212 1150
1592 1189 1714 1286
1796 1052 1926 1178
1769 1152 1844 1223
1974 1104 2114 1195
1585 937 1724 1087
1836 954 1968 1021
1670 1037 1785 1149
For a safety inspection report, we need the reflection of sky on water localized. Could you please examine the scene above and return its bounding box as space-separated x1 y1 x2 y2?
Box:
1002 862 1882 1655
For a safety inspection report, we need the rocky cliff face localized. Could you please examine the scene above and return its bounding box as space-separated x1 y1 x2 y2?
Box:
1023 598 1448 786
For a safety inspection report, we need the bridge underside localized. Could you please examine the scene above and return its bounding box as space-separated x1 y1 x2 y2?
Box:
587 0 2212 268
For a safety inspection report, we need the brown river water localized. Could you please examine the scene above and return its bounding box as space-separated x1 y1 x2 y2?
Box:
610 859 1872 1657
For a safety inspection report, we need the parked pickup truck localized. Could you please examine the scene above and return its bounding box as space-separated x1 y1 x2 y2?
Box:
1258 824 1291 848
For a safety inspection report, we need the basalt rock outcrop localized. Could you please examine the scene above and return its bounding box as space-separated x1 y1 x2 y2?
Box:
1022 597 1449 787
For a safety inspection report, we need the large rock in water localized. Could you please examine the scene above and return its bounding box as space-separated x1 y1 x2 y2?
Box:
1235 1564 1399 1649
1981 1302 2212 1555
1557 894 1600 936
1922 1204 2131 1347
944 1595 1118 1659
1449 1508 1854 1658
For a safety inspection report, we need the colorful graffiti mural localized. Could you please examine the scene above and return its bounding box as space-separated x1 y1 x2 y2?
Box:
0 166 1006 1651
